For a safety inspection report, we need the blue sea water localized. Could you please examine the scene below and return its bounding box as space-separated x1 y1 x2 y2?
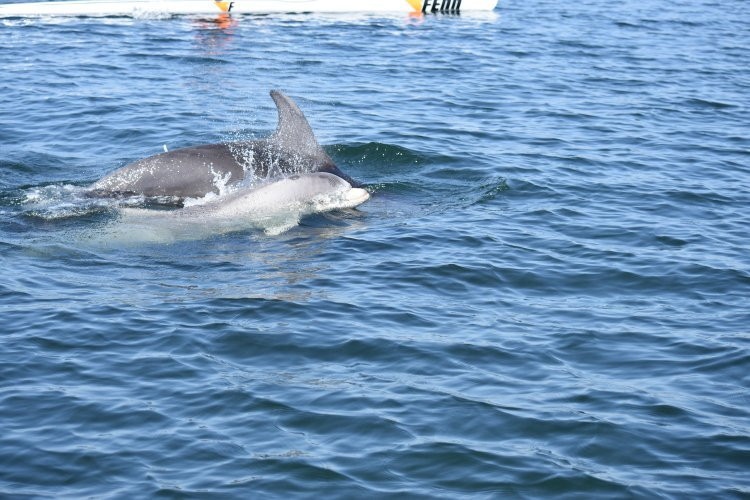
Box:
1 0 749 497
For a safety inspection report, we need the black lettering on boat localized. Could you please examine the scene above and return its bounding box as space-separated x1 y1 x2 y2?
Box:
422 0 461 13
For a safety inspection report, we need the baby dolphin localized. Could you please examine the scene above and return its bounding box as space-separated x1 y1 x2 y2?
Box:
119 172 369 238
90 90 357 198
138 173 369 220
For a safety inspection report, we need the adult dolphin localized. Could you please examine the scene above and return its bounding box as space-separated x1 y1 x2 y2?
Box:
90 90 357 198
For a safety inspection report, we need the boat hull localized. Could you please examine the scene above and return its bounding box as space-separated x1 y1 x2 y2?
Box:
0 0 498 17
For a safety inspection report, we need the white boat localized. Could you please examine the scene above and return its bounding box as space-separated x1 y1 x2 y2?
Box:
0 0 498 17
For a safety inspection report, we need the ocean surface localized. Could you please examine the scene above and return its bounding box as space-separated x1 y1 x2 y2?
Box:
1 0 749 497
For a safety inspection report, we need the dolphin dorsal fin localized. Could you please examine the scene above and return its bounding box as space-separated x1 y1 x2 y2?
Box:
269 90 332 164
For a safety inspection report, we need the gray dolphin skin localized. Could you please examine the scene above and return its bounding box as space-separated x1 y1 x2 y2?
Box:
90 90 357 198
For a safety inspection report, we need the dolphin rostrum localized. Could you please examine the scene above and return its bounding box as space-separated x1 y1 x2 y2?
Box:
90 90 357 198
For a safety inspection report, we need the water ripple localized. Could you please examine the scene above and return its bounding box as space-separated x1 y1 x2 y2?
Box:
1 0 749 496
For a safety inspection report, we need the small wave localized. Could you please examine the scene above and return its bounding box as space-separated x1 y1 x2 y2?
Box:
330 142 468 184
0 154 71 188
124 52 229 64
330 142 436 170
0 160 36 175
685 97 736 110
369 175 507 210
475 177 510 204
